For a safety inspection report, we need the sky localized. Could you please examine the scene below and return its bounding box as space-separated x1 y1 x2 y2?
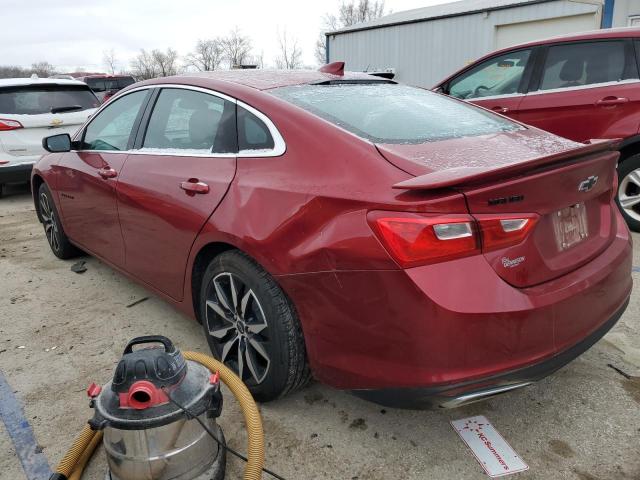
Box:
0 0 451 72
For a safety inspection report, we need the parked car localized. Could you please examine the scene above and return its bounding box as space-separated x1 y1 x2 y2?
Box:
434 27 640 231
78 74 136 103
0 78 99 195
33 67 631 408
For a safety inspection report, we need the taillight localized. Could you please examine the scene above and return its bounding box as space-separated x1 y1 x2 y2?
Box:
369 212 539 268
370 213 480 267
0 119 23 131
475 214 539 252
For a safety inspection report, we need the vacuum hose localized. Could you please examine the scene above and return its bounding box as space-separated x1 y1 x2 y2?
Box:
50 351 265 480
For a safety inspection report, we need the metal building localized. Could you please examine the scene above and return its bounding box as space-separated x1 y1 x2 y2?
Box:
326 0 638 88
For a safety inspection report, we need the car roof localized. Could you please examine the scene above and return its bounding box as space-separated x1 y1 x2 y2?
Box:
497 26 640 51
0 78 89 87
143 69 386 91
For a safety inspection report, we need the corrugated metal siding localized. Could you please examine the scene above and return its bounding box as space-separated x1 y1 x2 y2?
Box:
612 0 640 27
328 0 601 87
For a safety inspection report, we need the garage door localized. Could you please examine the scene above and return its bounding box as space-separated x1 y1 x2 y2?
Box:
495 13 599 50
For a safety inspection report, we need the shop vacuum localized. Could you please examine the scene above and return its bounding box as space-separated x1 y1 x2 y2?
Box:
49 335 272 480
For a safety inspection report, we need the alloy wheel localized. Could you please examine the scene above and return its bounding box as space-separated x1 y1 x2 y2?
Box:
40 192 61 253
205 272 271 384
619 168 640 222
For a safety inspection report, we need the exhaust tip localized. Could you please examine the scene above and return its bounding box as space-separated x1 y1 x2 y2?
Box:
439 382 532 409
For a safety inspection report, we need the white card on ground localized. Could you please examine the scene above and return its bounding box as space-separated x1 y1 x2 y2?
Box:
451 415 528 477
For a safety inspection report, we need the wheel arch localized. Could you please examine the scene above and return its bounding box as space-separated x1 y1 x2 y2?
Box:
618 136 640 163
31 174 45 223
190 241 237 324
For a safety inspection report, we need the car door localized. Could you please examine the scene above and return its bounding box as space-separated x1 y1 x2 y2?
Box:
517 39 640 142
56 89 150 266
115 87 238 300
444 48 534 118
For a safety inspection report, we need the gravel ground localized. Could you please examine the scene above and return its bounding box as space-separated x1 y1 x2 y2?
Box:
1 183 639 480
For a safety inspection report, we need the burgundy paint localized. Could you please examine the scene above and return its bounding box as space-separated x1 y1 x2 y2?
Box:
32 70 633 394
434 28 640 145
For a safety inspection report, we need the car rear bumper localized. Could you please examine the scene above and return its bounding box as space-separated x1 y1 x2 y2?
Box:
0 161 35 185
350 297 628 409
278 208 632 403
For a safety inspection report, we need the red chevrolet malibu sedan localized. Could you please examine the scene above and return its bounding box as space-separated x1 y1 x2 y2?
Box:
33 66 632 408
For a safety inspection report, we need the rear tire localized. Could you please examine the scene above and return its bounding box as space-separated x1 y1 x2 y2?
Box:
199 250 311 402
38 183 81 259
617 154 640 232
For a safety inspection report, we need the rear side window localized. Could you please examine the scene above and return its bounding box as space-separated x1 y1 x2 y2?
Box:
104 79 119 91
86 78 106 92
142 88 236 154
238 106 274 151
449 49 531 99
82 90 147 151
117 77 135 88
538 41 637 91
271 84 519 144
0 85 99 115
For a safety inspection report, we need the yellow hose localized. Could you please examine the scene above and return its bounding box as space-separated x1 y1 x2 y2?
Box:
184 350 265 480
50 352 265 480
52 424 97 478
68 431 102 480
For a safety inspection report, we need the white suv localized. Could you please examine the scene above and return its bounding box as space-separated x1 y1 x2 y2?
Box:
0 78 99 195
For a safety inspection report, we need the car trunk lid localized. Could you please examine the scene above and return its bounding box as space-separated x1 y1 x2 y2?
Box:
0 110 94 157
378 130 620 287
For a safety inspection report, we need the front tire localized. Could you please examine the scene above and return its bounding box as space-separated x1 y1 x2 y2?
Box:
38 183 81 259
199 251 310 402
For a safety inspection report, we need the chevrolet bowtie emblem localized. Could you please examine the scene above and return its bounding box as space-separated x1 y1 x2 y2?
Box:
51 118 63 126
578 175 598 193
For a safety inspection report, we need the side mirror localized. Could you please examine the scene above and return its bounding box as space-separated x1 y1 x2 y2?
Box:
42 133 72 153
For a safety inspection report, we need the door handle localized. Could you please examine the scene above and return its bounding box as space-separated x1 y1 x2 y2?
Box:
180 179 209 194
491 106 509 114
595 96 629 106
98 167 117 179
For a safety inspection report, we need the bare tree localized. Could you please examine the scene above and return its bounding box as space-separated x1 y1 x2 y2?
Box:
0 66 31 79
186 39 225 71
339 0 385 26
103 49 118 74
315 1 386 64
275 29 303 70
152 48 180 77
222 27 253 68
31 61 56 77
130 49 159 80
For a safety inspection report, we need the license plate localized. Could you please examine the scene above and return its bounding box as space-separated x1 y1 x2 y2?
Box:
552 203 588 251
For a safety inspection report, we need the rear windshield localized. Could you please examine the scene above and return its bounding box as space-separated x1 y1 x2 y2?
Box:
0 85 99 115
271 83 520 144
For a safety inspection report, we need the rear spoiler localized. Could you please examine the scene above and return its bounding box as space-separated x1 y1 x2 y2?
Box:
392 139 620 191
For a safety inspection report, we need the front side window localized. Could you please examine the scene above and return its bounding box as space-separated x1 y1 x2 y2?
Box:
142 88 236 154
0 85 99 115
271 83 519 144
538 41 636 91
82 90 147 151
449 49 531 100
